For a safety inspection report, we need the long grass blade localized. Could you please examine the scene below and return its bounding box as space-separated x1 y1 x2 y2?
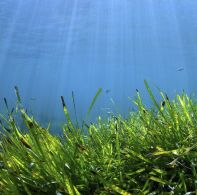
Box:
86 88 102 117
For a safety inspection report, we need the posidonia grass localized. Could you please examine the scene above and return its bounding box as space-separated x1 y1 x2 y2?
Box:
1 80 197 194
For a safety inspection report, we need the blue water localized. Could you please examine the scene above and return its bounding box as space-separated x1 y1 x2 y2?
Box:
0 1 197 132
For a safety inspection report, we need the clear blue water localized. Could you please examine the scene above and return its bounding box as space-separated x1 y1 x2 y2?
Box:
0 1 197 132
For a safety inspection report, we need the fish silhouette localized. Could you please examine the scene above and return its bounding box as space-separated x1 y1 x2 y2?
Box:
105 89 111 94
177 67 184 72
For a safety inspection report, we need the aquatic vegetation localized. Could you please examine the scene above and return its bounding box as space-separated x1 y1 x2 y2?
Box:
0 81 197 194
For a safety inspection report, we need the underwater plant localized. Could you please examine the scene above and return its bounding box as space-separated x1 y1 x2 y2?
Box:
0 80 197 194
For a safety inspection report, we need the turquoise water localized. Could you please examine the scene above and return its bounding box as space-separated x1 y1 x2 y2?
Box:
0 1 197 131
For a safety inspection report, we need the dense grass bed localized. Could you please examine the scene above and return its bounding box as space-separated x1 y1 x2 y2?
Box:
1 81 197 194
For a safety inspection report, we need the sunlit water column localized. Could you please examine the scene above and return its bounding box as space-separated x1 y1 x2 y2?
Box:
0 0 197 133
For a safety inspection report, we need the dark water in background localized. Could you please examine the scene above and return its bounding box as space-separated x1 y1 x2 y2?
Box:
0 0 197 132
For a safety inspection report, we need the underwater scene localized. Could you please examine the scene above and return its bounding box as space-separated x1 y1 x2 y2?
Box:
0 0 197 194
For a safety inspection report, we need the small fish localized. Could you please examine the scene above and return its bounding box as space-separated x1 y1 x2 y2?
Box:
105 89 111 94
101 107 111 111
30 98 36 101
177 67 184 72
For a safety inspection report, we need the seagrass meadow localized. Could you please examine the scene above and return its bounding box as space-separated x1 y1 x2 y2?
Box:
0 81 197 194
